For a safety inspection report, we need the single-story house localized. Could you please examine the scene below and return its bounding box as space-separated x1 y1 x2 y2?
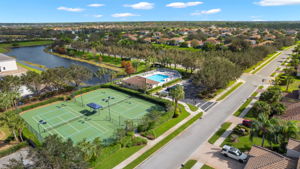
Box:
0 53 18 72
122 76 159 90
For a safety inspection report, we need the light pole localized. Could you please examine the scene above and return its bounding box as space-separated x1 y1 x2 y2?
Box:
104 96 114 121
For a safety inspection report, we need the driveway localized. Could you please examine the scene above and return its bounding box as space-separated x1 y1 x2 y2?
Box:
191 143 244 169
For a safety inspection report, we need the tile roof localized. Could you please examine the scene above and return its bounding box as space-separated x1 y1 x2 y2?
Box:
287 139 300 152
123 76 159 87
0 53 15 62
244 146 297 169
278 94 300 121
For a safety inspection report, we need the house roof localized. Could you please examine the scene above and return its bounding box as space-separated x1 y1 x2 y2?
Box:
244 146 297 169
287 139 300 152
123 76 159 87
0 53 15 62
279 95 300 121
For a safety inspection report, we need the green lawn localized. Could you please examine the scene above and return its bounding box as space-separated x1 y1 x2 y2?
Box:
124 112 203 169
17 62 42 73
182 160 197 169
280 78 300 93
201 164 215 169
94 145 145 169
214 80 236 97
208 122 232 144
217 82 243 101
187 103 199 112
153 104 190 138
233 92 258 117
252 52 281 74
221 133 272 152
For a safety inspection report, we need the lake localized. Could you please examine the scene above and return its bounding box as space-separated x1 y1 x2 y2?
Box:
6 46 111 85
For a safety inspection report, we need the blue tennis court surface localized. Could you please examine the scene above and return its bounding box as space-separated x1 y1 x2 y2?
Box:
147 74 169 82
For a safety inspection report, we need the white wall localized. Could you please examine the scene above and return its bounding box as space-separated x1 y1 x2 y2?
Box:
0 60 18 72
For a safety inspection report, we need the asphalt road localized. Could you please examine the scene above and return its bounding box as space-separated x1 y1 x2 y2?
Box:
135 49 292 169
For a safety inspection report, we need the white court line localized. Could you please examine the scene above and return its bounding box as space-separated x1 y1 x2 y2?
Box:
32 115 54 135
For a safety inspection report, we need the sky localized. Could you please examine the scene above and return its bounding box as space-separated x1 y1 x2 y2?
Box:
0 0 300 23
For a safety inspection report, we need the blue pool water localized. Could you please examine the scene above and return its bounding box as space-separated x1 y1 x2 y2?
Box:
147 74 169 82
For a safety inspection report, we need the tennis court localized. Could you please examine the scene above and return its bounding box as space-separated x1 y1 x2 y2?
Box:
21 88 163 143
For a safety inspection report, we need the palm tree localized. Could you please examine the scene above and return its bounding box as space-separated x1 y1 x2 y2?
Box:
0 111 20 141
279 120 299 143
250 114 277 147
169 85 185 117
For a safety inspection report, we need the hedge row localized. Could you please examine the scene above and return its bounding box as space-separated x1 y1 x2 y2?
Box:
3 97 64 114
0 142 28 158
103 84 172 107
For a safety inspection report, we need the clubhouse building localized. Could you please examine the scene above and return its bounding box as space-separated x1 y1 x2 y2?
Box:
0 53 18 73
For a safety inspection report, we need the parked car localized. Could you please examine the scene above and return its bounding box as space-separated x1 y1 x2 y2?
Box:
221 145 248 163
242 119 252 128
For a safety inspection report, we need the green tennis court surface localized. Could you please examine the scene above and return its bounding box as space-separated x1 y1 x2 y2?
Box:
21 88 163 143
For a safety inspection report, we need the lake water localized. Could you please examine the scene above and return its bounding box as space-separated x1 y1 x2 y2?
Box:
6 46 111 85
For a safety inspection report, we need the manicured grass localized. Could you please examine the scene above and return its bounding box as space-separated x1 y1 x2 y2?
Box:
17 62 42 73
153 104 190 138
221 133 272 152
124 112 203 169
217 82 243 101
208 122 232 144
94 145 145 169
187 103 198 112
201 164 215 169
233 92 258 117
182 160 197 169
280 78 300 92
214 80 236 97
244 52 280 73
252 52 281 74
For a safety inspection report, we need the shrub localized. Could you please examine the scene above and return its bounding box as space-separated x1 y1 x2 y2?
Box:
141 130 156 140
233 125 250 136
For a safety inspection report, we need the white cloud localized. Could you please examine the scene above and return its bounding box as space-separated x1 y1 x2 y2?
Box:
112 13 139 18
124 2 154 9
256 0 300 6
191 8 221 15
88 4 105 7
166 1 203 8
93 15 103 18
57 6 84 12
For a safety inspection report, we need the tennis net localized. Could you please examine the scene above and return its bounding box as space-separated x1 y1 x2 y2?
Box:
103 96 132 109
43 112 84 132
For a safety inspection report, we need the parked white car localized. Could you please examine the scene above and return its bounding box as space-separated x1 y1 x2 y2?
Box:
221 145 248 163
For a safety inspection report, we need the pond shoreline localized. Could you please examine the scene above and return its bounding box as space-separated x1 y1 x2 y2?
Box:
45 49 122 72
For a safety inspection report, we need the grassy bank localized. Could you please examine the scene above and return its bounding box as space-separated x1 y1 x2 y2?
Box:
17 62 42 73
208 122 232 144
124 112 203 169
216 82 243 101
0 40 53 53
48 51 123 72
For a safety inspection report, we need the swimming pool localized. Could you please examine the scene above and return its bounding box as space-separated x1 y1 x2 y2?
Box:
147 74 170 82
